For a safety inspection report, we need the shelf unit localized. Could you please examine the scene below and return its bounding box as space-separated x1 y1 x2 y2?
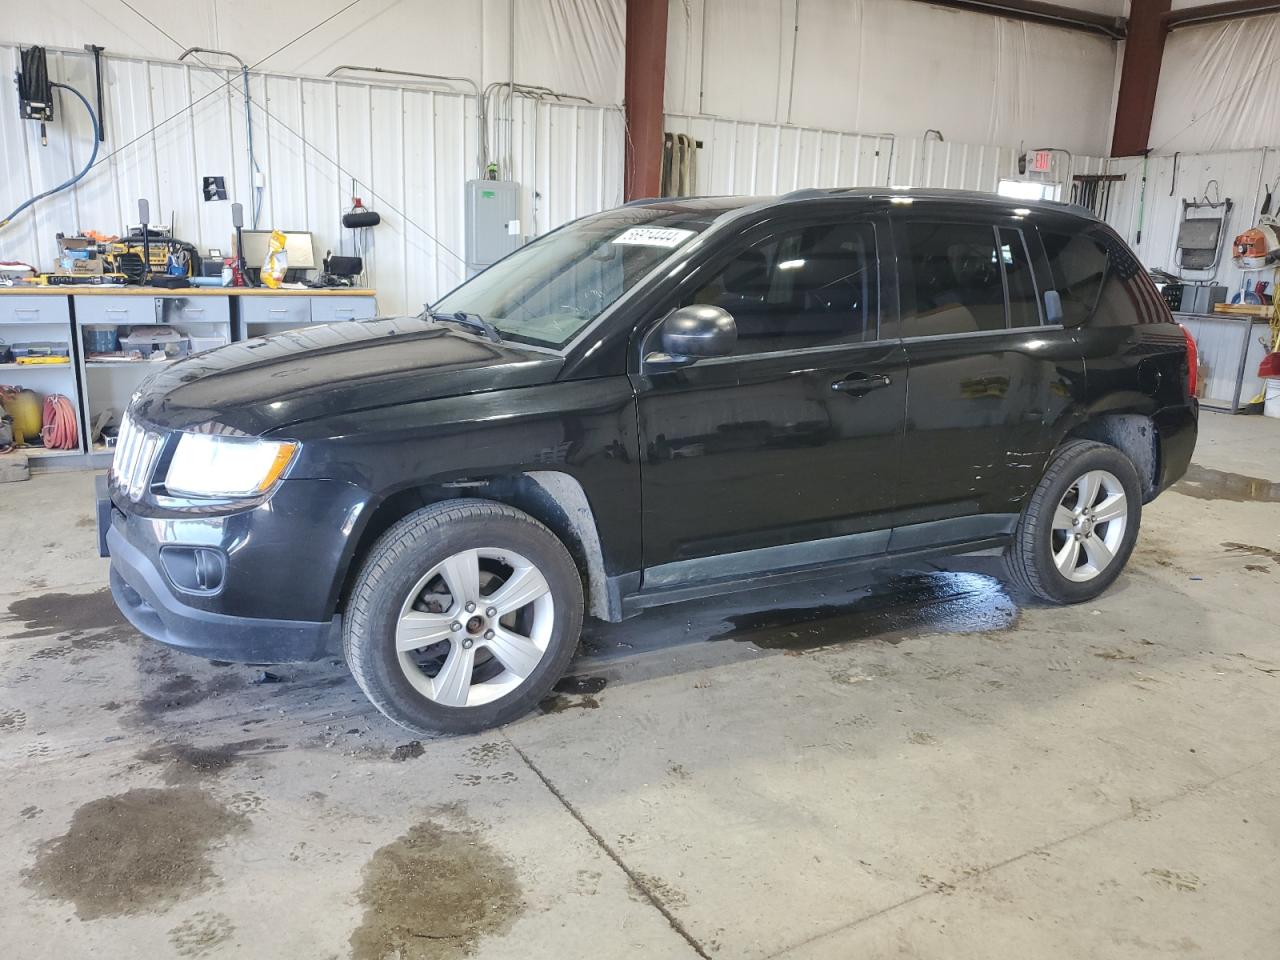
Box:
73 294 233 465
0 295 86 457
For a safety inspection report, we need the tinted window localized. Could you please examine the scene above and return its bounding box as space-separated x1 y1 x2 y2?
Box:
683 221 877 353
1040 229 1107 325
999 228 1041 328
903 222 1006 336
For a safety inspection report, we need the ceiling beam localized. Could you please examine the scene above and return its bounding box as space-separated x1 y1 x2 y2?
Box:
1163 1 1280 30
908 1 1127 39
1112 0 1172 156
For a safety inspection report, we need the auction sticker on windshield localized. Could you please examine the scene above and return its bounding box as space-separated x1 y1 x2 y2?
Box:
612 227 696 248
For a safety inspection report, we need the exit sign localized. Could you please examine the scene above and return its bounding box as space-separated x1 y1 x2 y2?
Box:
1030 150 1054 173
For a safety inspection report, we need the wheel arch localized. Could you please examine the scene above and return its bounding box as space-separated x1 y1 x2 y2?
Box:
335 471 618 624
1059 412 1160 502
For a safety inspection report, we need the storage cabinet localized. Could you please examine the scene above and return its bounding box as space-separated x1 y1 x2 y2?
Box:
73 294 233 461
1 288 377 468
237 293 376 339
0 295 85 458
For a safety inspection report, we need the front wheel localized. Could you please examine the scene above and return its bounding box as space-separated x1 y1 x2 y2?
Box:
1004 440 1142 604
344 500 584 734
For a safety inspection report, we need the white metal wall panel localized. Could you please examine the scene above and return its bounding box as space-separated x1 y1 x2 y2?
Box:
1101 148 1276 298
0 44 624 316
665 0 1119 156
666 113 1110 198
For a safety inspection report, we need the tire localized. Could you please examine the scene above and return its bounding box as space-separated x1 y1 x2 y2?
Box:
1004 440 1142 604
343 499 584 734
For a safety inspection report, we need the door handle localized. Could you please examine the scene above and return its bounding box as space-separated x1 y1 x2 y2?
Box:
831 373 893 395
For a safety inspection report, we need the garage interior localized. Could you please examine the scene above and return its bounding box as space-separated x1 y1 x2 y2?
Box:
2 1 1280 957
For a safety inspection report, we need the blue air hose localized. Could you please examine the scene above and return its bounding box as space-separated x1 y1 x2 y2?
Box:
0 82 101 229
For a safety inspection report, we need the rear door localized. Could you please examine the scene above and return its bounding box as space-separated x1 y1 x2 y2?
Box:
631 209 909 585
889 204 1085 547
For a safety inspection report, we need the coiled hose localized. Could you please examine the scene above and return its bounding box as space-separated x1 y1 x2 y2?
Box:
0 82 101 230
41 394 78 450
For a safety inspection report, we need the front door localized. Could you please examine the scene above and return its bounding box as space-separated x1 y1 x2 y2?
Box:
631 213 908 588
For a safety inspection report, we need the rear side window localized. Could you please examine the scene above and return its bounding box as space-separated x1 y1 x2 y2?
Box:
902 222 1016 336
1042 227 1167 326
1040 229 1107 325
683 220 877 354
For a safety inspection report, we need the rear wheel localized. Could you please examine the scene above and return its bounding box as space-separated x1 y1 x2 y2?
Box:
344 500 584 733
1004 440 1142 604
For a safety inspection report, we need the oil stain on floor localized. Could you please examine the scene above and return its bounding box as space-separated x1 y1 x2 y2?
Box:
350 806 521 960
136 738 281 785
539 675 607 714
715 572 1019 652
5 588 137 657
24 787 248 919
1223 541 1280 566
1172 464 1280 502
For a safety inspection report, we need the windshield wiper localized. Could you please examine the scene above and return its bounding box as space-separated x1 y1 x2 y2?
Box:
427 309 502 343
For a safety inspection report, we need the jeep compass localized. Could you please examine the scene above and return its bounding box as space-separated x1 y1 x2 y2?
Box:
98 188 1198 732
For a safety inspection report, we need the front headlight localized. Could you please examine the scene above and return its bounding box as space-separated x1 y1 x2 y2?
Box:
164 433 299 499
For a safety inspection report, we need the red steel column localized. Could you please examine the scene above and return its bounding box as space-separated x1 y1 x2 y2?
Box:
624 0 669 200
1111 0 1172 156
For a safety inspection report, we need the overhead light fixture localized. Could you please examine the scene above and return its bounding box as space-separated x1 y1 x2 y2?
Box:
778 258 806 270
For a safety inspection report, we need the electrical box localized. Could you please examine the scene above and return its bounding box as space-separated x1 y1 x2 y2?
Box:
465 180 521 275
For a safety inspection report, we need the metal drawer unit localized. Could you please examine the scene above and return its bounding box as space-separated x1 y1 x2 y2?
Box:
237 295 312 339
0 294 84 458
309 295 376 324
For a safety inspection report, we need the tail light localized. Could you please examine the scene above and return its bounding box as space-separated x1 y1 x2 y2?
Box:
1179 323 1198 398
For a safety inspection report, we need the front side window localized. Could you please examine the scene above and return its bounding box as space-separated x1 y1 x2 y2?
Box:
902 221 1007 336
680 221 878 354
432 208 713 348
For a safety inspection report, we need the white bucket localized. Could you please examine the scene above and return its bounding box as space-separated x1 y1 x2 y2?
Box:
1266 379 1280 418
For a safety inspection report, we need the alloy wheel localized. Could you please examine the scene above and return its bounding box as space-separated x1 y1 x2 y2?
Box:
1050 469 1128 582
394 548 554 707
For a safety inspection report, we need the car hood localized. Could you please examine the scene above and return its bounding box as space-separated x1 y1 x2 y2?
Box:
131 317 564 435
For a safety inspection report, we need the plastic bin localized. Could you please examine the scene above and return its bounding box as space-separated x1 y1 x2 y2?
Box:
1265 379 1280 419
120 327 188 360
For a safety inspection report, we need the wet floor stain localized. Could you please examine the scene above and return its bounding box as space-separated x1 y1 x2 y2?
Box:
168 910 236 957
390 740 425 762
5 588 129 639
6 589 137 661
537 675 607 714
24 787 248 919
350 807 521 960
1173 464 1280 502
713 572 1018 652
132 673 244 721
1223 542 1280 566
137 738 280 785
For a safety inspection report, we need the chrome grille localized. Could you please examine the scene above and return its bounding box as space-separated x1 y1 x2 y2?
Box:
109 412 166 501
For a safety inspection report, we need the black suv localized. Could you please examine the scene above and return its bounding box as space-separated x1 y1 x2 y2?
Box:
99 188 1197 732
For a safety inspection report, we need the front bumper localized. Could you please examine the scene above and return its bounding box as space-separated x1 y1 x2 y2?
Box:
99 475 363 663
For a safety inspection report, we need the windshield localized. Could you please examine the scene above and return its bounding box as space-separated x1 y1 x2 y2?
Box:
431 206 715 348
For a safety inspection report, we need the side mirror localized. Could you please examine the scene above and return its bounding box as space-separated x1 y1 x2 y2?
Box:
660 304 737 359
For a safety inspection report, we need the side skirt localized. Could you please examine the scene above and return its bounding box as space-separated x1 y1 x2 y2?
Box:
615 535 1013 618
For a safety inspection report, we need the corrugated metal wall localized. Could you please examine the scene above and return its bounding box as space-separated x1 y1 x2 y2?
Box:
1101 148 1278 298
0 44 625 315
664 113 1110 197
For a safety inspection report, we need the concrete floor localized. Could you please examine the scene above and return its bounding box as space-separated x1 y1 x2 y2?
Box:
2 411 1278 960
